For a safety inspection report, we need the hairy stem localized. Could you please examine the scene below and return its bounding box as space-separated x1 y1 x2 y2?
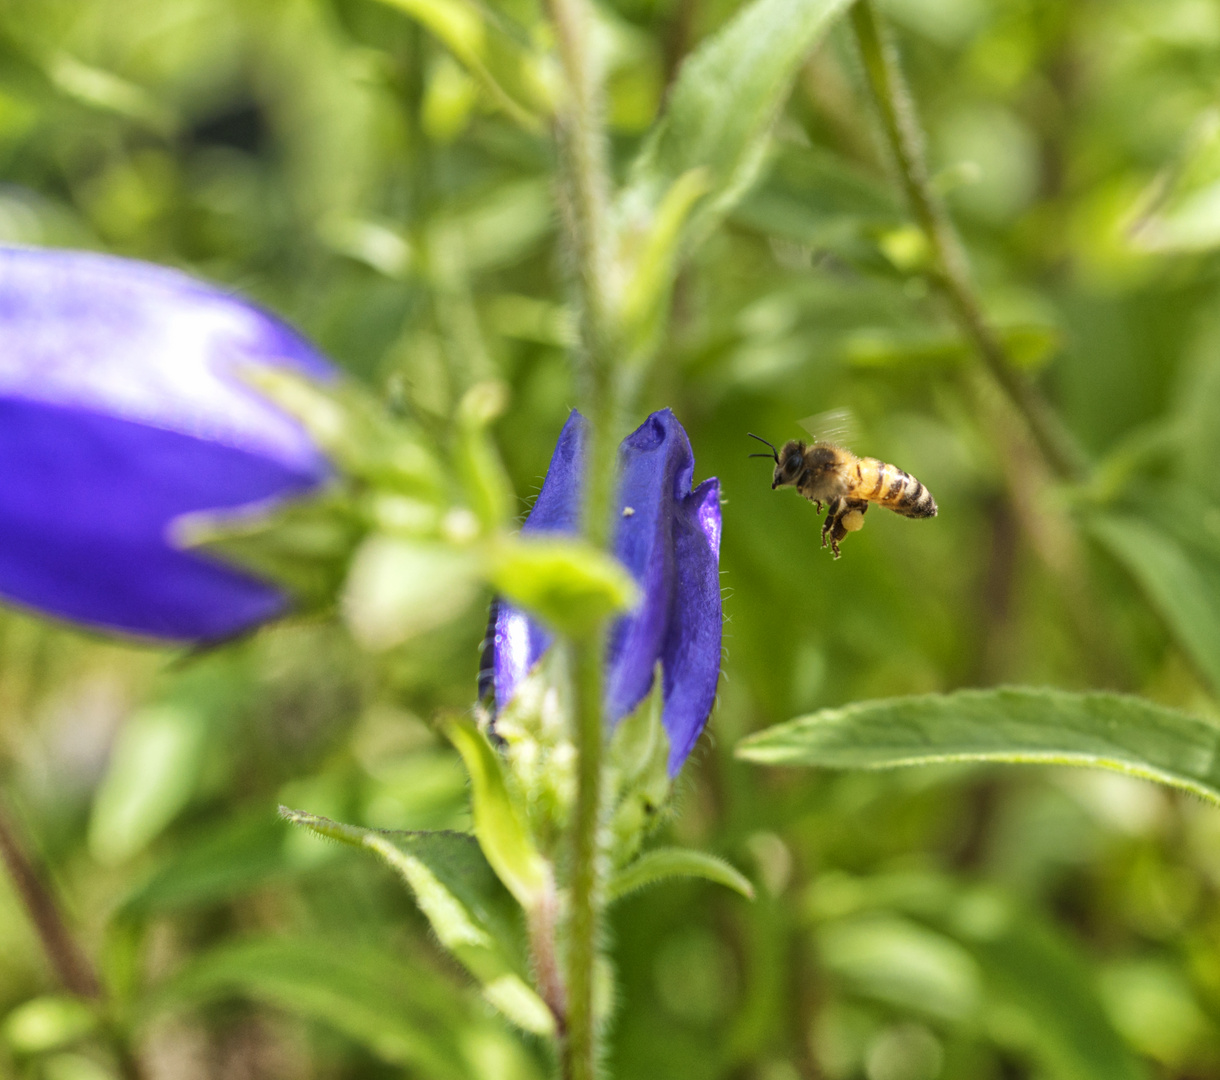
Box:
544 0 622 1073
527 883 568 1036
0 791 100 1000
850 0 1087 484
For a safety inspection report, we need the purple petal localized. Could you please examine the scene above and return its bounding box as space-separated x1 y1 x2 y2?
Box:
605 410 721 773
491 410 586 711
0 246 333 641
489 408 722 774
603 410 689 723
659 476 722 774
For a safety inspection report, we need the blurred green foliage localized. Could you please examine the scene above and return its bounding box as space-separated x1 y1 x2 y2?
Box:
3 0 1220 1077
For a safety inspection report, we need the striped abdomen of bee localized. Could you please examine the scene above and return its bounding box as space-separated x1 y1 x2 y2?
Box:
852 457 937 518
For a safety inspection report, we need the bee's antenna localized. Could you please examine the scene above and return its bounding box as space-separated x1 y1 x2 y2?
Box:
747 432 779 463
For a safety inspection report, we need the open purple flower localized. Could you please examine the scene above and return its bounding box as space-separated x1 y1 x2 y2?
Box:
488 410 722 775
0 246 332 642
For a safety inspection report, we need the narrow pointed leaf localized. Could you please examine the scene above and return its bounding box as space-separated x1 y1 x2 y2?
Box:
441 718 553 909
621 0 853 237
1089 513 1220 696
607 846 754 903
371 0 550 128
736 687 1220 804
281 809 552 1034
143 937 472 1079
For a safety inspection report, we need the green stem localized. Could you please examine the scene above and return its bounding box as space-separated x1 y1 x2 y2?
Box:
544 0 622 1074
849 0 1087 484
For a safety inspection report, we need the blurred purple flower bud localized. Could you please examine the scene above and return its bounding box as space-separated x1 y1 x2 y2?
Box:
488 409 722 775
0 246 332 642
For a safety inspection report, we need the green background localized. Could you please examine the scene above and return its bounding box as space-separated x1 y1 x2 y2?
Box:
2 0 1220 1077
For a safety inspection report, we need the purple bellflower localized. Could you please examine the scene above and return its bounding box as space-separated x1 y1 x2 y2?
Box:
0 246 332 642
488 410 722 775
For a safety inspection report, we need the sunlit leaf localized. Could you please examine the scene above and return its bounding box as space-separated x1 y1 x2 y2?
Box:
442 717 553 911
88 704 208 865
2 997 97 1054
621 0 853 239
371 0 552 128
1128 109 1220 252
736 687 1220 804
488 535 639 638
342 535 483 651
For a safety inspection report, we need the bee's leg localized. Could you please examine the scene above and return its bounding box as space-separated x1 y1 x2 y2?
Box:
821 499 841 549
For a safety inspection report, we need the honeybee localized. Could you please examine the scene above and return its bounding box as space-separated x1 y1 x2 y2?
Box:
749 418 937 558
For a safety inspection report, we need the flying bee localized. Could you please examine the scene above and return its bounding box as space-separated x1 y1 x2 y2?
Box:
748 417 937 558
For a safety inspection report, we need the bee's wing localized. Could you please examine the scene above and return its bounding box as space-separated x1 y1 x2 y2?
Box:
798 407 856 446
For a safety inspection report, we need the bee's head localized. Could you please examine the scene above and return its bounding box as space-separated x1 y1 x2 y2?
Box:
749 433 808 488
773 440 807 488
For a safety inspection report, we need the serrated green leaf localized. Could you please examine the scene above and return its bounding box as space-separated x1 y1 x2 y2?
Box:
142 937 472 1079
488 535 639 638
280 809 553 1034
441 717 553 911
621 0 853 240
1089 514 1220 696
736 687 1220 804
607 847 754 903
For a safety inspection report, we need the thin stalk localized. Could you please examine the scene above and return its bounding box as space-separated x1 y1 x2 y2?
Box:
0 792 144 1080
544 0 622 1074
0 792 100 1000
849 0 1087 484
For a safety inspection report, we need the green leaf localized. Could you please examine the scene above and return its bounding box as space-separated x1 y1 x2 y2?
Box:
143 937 472 1079
620 167 710 347
1128 108 1220 252
621 0 853 239
488 535 639 638
607 847 754 903
736 687 1220 804
442 718 553 910
240 368 445 499
455 381 514 530
88 704 208 865
1089 513 1220 695
808 872 1148 1080
342 535 483 651
118 813 294 919
280 809 553 1035
371 0 551 128
3 997 97 1054
174 491 363 614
